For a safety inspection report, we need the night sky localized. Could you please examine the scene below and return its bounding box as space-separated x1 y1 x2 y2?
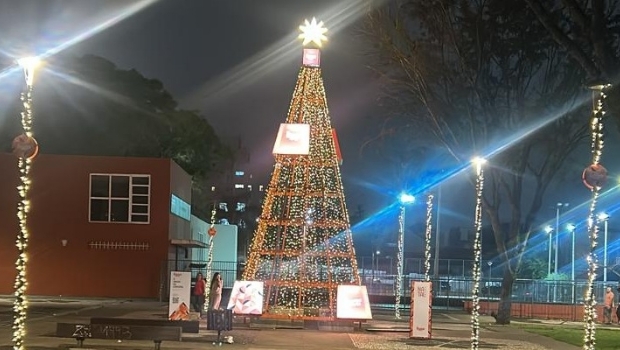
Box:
0 0 617 259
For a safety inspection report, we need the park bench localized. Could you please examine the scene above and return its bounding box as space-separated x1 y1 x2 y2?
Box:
90 317 200 333
55 322 182 349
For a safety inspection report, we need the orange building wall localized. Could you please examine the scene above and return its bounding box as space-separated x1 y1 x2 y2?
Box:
0 153 176 299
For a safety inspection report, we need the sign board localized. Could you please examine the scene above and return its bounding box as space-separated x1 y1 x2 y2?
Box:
227 281 264 315
303 48 321 67
410 281 432 339
168 271 191 320
272 123 310 155
336 285 372 319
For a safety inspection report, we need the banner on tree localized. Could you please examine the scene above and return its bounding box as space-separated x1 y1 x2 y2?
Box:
272 123 310 155
227 280 264 315
168 271 191 320
336 285 372 319
409 281 432 339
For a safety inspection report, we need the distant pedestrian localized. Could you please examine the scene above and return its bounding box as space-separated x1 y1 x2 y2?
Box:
209 272 223 310
604 286 615 324
192 273 206 313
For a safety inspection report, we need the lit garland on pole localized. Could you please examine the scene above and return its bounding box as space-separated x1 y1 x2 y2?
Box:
204 205 217 311
424 194 434 281
470 157 486 350
395 205 405 319
13 57 40 350
581 83 610 350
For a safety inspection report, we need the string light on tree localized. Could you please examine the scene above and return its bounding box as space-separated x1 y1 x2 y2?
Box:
13 56 41 350
242 18 359 319
470 157 486 350
395 193 414 319
204 205 217 312
424 194 434 281
581 82 610 350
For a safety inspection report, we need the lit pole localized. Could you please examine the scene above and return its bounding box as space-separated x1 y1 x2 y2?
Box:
567 223 576 303
13 56 41 350
395 193 415 319
372 250 380 283
554 202 568 303
471 157 486 350
598 213 609 282
544 225 553 302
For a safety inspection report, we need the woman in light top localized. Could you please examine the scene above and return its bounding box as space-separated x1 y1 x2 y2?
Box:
209 272 223 310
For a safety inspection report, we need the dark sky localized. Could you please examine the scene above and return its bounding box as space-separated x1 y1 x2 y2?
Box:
0 0 388 212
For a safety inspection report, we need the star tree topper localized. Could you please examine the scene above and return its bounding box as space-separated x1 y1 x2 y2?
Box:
299 17 328 47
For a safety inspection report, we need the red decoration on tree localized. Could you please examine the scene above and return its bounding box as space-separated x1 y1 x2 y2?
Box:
582 163 608 189
12 134 39 160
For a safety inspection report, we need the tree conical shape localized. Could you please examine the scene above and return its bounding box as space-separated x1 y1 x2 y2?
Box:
243 63 360 320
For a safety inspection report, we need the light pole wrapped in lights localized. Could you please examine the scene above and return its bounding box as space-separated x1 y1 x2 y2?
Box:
12 56 41 350
470 157 486 350
395 192 414 319
204 206 217 312
598 213 609 283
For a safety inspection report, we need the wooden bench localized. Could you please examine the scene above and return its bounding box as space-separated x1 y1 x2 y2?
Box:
56 322 182 349
90 317 200 333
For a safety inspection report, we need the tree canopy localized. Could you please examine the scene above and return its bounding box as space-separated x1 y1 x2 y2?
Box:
364 0 589 323
0 54 230 218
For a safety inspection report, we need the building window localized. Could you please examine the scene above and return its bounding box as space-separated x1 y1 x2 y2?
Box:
235 170 245 176
89 174 151 224
234 184 244 189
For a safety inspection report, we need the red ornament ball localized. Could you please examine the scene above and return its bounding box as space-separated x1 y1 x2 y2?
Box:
582 163 608 189
12 134 39 160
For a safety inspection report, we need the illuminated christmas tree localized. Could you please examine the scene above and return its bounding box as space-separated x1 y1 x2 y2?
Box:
243 18 360 320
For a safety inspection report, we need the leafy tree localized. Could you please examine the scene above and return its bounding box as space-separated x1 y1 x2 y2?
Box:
0 54 230 218
364 0 587 323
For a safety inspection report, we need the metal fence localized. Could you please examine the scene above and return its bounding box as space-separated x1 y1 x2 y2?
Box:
159 260 239 301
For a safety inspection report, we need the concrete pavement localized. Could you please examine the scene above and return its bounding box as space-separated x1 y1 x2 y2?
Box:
0 297 586 349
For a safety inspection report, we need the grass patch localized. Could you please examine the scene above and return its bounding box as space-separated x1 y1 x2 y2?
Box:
519 325 620 349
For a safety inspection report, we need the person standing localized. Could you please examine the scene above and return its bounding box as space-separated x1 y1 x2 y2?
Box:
209 272 223 310
604 286 615 324
192 273 206 313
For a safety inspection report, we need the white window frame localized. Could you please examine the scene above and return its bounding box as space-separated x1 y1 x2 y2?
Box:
89 173 151 224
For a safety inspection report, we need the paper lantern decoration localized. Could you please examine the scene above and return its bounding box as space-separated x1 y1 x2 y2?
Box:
12 134 39 160
582 163 608 189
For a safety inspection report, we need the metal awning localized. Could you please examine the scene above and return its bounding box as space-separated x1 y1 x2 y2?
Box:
170 239 208 248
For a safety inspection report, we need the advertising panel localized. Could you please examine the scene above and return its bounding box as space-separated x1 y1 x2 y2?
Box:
227 281 264 315
272 123 310 155
409 281 432 339
168 271 191 320
336 285 372 319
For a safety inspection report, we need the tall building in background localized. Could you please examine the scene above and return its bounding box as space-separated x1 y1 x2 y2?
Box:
243 18 360 320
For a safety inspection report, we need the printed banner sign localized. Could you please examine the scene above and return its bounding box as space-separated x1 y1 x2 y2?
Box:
303 48 321 67
410 281 432 339
336 285 372 319
272 123 310 155
227 280 264 315
168 271 191 320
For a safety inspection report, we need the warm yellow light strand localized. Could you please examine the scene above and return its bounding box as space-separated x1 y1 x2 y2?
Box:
13 85 34 350
583 83 609 350
471 164 484 350
204 206 217 311
424 194 434 281
395 205 405 319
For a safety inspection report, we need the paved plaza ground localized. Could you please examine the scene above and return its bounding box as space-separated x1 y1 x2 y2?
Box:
0 297 592 349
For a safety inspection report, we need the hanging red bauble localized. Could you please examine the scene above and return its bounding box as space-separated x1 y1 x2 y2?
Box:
582 163 608 189
208 227 217 237
12 134 39 160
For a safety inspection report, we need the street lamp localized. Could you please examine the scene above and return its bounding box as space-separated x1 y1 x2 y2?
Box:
544 225 553 277
567 223 576 304
598 213 609 282
555 203 569 274
395 192 415 319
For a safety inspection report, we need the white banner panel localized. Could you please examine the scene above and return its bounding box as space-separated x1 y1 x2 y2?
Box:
227 281 264 315
336 285 372 319
272 123 310 155
168 271 191 320
409 281 432 339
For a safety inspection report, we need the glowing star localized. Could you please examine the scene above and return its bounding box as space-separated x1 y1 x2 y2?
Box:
299 17 328 47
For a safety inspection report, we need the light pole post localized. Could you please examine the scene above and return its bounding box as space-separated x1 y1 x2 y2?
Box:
567 223 576 304
599 213 609 283
544 225 553 302
554 202 569 302
395 193 415 319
